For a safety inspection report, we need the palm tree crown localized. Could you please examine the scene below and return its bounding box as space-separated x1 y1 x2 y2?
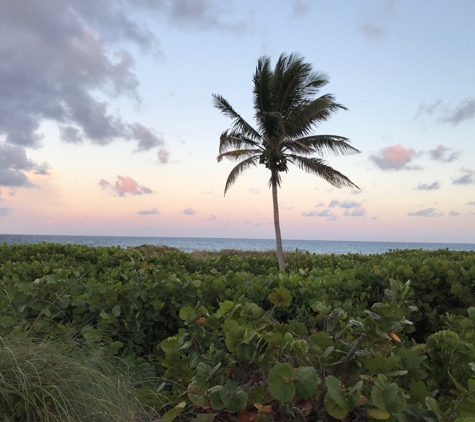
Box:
214 53 360 270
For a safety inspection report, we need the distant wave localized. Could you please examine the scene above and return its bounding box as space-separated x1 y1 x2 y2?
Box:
1 234 474 255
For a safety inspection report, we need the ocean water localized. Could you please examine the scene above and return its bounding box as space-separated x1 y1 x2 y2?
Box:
1 234 474 255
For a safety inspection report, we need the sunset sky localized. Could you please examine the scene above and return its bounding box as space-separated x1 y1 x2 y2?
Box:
1 0 475 243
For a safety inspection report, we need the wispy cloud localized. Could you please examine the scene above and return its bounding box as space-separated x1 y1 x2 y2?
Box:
358 23 385 40
415 181 440 191
290 0 313 17
408 208 437 217
99 176 153 196
429 145 460 163
466 201 475 206
370 145 422 171
207 214 217 220
0 207 11 217
158 147 170 164
415 98 475 126
449 211 460 216
344 207 367 217
329 200 362 209
183 207 196 215
137 207 159 215
302 209 337 220
453 168 475 185
249 187 260 194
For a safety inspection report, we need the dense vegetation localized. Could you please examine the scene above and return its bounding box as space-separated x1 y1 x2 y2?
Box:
1 242 475 421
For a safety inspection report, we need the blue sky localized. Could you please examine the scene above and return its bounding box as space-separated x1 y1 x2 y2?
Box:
1 0 474 243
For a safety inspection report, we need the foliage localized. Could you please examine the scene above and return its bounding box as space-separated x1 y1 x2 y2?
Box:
1 243 475 420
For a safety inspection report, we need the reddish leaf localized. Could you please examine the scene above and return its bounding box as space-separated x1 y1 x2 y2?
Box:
238 411 258 422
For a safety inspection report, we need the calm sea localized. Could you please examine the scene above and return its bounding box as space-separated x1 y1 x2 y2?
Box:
1 234 474 255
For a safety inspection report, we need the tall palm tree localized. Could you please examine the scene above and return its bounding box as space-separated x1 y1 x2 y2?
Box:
213 53 360 271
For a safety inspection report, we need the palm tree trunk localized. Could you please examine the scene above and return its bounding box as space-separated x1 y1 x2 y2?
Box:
271 179 285 271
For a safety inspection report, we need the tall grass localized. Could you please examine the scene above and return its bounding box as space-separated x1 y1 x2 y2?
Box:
0 333 162 422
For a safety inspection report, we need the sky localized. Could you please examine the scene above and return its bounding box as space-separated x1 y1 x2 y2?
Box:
1 0 475 243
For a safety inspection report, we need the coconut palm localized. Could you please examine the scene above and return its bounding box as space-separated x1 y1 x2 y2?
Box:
214 53 360 271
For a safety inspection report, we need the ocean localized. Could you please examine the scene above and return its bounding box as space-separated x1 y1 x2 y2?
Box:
1 234 474 255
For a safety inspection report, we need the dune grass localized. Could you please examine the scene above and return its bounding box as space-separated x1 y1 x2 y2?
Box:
0 333 163 422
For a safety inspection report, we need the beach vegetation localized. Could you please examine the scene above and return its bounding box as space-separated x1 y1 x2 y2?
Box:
1 242 475 420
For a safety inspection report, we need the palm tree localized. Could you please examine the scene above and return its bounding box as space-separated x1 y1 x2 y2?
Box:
213 53 360 271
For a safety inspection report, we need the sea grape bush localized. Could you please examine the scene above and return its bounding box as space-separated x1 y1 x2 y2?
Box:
0 243 475 420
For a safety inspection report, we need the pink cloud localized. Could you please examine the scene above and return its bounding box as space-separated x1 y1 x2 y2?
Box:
370 144 421 171
99 175 153 196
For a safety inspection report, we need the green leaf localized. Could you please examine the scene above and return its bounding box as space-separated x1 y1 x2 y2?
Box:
425 397 444 422
190 415 216 422
324 395 349 419
110 341 124 350
325 376 347 408
365 310 381 320
367 408 391 420
349 319 365 329
375 326 391 340
162 401 186 422
0 316 13 328
216 300 234 317
409 380 431 404
309 332 334 349
82 329 102 342
267 363 295 403
225 387 248 412
382 383 398 402
295 366 320 399
371 384 386 410
268 286 292 307
179 306 195 321
111 304 121 316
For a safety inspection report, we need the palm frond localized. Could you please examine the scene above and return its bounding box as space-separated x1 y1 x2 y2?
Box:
223 156 259 195
286 94 347 137
212 94 261 140
219 130 263 154
290 135 360 157
280 139 315 155
301 70 330 97
275 54 313 116
288 154 360 189
253 56 279 138
217 149 261 163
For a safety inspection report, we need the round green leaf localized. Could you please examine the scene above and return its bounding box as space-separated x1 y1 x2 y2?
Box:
324 395 349 420
268 286 292 307
179 306 195 321
295 366 319 399
267 363 295 403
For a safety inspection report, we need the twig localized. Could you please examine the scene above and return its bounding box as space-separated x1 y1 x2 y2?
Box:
334 333 367 378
